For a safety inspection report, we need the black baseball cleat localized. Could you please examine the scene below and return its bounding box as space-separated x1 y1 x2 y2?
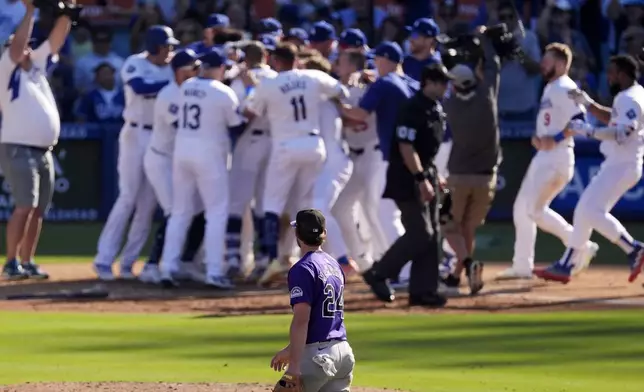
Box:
362 268 395 303
21 262 49 280
465 259 484 295
409 293 447 308
2 260 29 280
161 277 180 289
441 274 461 288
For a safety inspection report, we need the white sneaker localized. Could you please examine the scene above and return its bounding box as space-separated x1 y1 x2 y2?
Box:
205 275 235 289
175 262 206 283
572 242 599 275
139 263 161 284
258 258 290 287
495 267 533 280
93 263 115 281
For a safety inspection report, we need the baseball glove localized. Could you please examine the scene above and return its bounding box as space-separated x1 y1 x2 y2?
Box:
273 373 303 392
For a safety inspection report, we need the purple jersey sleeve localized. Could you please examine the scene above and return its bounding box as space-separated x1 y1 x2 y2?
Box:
358 78 387 113
288 263 316 307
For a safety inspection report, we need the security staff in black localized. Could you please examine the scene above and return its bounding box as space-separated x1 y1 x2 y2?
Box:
363 63 453 308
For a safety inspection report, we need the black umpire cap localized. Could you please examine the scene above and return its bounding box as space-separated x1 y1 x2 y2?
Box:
422 63 454 84
290 209 326 241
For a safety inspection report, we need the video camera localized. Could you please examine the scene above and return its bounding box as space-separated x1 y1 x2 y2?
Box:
33 0 83 26
438 23 521 70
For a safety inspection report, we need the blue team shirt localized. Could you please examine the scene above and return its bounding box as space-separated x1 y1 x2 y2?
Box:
402 52 442 82
288 250 347 344
75 88 125 123
359 73 418 161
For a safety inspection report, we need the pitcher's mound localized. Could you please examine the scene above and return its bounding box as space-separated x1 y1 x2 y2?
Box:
1 382 404 392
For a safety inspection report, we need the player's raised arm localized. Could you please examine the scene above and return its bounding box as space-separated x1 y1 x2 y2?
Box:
46 0 75 56
568 88 612 125
5 0 35 65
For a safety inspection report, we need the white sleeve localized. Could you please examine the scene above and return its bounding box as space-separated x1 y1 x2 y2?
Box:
0 50 16 78
314 70 346 99
245 84 267 116
31 40 52 72
121 57 142 84
224 89 243 128
611 94 641 130
154 91 177 128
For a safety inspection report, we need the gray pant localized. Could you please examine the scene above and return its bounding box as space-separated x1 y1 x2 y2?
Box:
0 143 54 212
301 340 355 392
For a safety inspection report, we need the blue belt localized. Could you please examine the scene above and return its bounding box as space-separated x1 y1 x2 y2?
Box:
130 122 152 131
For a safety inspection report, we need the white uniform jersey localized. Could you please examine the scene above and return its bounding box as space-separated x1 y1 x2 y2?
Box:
600 83 644 164
537 75 585 144
150 81 180 156
246 69 345 142
0 41 59 147
319 99 345 160
175 77 242 151
342 84 378 149
230 65 277 132
121 53 173 125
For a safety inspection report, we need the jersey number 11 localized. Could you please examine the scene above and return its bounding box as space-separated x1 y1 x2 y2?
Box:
290 95 307 122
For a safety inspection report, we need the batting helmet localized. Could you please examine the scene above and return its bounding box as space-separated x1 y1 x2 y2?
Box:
145 25 180 55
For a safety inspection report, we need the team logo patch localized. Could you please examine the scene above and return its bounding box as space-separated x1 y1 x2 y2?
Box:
290 286 304 299
126 65 136 73
169 104 179 114
540 99 552 109
626 109 637 120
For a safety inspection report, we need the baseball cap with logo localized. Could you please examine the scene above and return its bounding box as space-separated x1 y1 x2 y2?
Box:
407 17 440 38
339 28 367 49
258 18 283 36
372 41 403 64
309 21 336 43
206 13 230 29
171 48 201 70
259 34 278 51
290 209 326 242
199 46 233 68
285 27 310 45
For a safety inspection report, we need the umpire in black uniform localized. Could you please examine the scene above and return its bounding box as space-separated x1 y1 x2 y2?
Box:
363 63 453 308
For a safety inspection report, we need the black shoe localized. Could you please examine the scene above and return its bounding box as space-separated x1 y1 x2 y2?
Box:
161 277 180 289
362 268 395 303
2 260 29 280
21 262 49 279
441 274 461 288
409 293 447 308
465 259 484 295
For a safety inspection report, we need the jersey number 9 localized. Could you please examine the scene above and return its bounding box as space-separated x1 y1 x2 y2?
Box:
322 283 344 319
543 112 551 127
290 95 307 122
182 103 201 130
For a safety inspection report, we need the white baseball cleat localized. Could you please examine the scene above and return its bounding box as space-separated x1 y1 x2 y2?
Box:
175 262 206 283
139 263 161 284
205 275 235 290
495 268 533 281
258 259 290 287
93 263 115 281
572 242 599 276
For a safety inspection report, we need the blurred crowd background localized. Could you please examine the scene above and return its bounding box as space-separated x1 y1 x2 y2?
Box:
0 0 642 126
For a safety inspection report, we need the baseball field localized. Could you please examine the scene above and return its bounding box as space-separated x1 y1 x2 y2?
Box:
1 223 644 392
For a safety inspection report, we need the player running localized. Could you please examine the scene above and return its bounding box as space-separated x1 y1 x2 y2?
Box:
498 43 599 280
93 26 175 281
159 47 242 289
270 209 355 392
241 43 348 286
535 55 644 283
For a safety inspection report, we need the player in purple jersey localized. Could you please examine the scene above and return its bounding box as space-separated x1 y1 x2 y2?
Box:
270 209 355 392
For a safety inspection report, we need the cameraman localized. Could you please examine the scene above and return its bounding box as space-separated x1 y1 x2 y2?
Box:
441 25 501 296
0 0 72 279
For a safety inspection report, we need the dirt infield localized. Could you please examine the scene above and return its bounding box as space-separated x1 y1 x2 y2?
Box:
1 262 643 314
0 382 405 392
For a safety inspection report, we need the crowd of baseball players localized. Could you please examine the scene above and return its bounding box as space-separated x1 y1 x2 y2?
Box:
2 6 643 298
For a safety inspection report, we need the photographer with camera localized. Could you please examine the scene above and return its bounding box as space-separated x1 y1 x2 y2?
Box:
440 25 502 296
0 0 74 280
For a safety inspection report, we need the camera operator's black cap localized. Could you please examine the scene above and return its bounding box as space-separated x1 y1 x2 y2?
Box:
422 63 454 83
290 209 326 238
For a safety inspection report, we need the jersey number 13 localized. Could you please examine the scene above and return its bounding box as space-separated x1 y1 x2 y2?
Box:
182 103 201 130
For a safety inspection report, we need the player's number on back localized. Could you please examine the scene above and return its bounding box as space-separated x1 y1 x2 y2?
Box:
543 112 551 127
322 283 344 319
290 95 307 122
182 103 201 130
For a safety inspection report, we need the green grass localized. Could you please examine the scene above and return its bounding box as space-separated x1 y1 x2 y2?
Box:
1 311 644 391
9 222 644 264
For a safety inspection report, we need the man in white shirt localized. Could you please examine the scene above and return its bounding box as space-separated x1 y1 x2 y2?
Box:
535 55 644 284
74 27 124 93
0 0 71 280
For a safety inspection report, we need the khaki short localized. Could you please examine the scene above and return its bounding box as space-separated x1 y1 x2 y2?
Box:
445 173 497 231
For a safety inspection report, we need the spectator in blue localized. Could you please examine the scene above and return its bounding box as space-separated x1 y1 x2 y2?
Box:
340 42 419 162
74 27 125 94
403 18 442 81
74 63 125 124
188 13 229 55
496 0 542 122
309 21 338 60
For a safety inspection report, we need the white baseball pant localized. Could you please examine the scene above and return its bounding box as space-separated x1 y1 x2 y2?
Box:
143 148 173 216
95 124 157 268
568 160 642 250
161 141 229 278
313 152 353 260
512 150 576 274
